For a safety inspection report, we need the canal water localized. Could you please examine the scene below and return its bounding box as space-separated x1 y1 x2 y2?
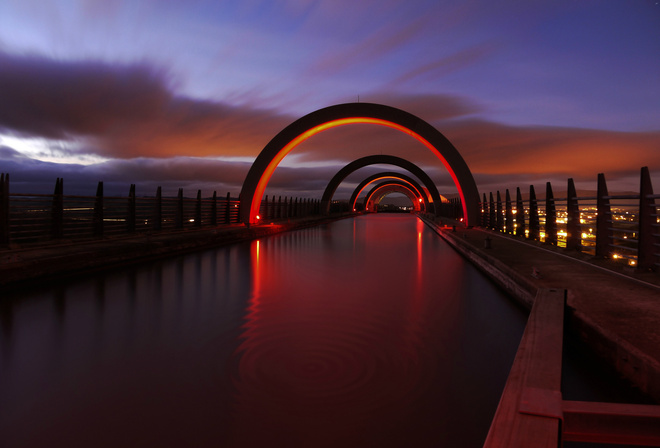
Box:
0 214 650 447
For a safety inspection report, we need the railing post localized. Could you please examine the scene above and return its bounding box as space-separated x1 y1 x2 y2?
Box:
496 191 503 231
93 181 104 238
1 173 10 246
481 193 487 227
263 195 269 220
638 166 657 270
277 196 282 219
505 189 513 234
154 186 162 231
225 192 231 224
51 177 64 240
545 182 557 245
515 187 525 237
596 173 613 258
195 190 202 227
211 191 217 226
489 192 495 230
566 178 581 250
288 196 293 218
127 184 136 233
176 188 183 229
529 185 540 240
294 197 299 218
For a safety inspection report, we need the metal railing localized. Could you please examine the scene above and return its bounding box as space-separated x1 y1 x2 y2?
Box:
480 167 659 271
0 175 321 247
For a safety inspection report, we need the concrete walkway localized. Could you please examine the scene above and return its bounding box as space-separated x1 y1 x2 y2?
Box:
422 219 660 403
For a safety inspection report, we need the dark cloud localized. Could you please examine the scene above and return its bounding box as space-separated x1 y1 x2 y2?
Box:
0 52 170 139
1 52 658 199
0 51 294 158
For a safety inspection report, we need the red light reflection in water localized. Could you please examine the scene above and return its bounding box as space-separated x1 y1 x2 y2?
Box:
227 216 462 447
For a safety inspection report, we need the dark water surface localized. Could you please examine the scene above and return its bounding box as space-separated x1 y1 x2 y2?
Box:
1 214 637 447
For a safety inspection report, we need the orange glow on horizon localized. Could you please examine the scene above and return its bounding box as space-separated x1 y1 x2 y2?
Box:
250 117 468 224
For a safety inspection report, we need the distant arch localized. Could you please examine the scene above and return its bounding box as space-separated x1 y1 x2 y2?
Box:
364 182 422 212
321 155 444 215
348 172 428 212
239 102 479 226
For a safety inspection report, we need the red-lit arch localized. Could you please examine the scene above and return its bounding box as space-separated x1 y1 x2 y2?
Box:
321 155 444 216
349 172 428 212
365 182 422 212
239 103 480 225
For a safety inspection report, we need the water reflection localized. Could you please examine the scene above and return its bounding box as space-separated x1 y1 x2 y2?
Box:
0 215 529 447
227 215 525 447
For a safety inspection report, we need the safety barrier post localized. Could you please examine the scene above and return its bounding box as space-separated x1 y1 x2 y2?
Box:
127 184 136 233
176 188 183 229
595 173 612 258
211 191 217 226
489 192 495 230
505 189 513 234
480 193 487 227
263 195 269 220
1 173 9 246
566 178 580 250
225 192 231 224
154 187 162 231
195 190 202 227
545 182 557 245
529 185 540 241
515 187 525 237
496 191 503 231
638 166 657 270
93 181 104 238
51 177 64 239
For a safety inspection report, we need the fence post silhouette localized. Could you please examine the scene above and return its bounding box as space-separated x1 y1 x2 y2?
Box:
1 174 10 246
505 189 513 234
93 181 104 238
51 177 64 239
515 187 525 237
545 182 557 245
127 184 136 233
566 178 580 250
176 188 184 229
496 191 503 231
595 174 612 258
638 166 657 270
154 186 162 231
489 192 495 230
225 192 231 224
195 190 202 228
211 191 217 226
528 185 540 240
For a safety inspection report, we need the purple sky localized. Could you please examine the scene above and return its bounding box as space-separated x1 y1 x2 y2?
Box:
1 0 659 200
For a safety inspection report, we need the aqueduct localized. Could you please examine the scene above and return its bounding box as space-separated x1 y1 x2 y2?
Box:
239 102 479 226
348 172 429 212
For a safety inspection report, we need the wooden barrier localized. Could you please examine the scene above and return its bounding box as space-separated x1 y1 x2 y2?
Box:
484 288 660 447
483 288 565 448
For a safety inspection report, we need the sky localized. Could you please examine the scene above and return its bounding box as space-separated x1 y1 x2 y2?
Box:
0 0 659 202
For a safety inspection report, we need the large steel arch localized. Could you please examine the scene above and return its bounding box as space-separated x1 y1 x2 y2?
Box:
321 155 443 215
365 182 421 212
349 172 428 212
239 102 480 226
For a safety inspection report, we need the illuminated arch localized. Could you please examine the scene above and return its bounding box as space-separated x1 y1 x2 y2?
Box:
349 172 428 212
365 182 422 212
321 155 444 215
239 102 480 226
